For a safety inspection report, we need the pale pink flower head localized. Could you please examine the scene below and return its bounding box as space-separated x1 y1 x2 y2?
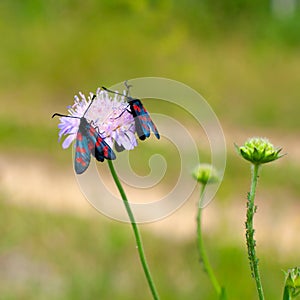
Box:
57 88 138 151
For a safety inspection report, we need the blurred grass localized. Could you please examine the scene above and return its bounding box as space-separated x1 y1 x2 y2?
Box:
0 0 300 131
0 118 56 152
0 0 300 299
0 197 291 300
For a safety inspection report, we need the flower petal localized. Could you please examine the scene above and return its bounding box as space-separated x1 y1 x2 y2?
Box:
62 134 76 149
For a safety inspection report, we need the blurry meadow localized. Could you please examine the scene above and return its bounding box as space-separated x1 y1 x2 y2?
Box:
1 0 300 299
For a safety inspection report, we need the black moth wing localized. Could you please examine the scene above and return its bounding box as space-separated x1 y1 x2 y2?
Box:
128 98 160 140
74 118 116 174
74 118 92 174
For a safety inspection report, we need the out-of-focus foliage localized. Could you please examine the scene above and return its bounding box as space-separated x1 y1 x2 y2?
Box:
0 198 289 300
0 1 299 299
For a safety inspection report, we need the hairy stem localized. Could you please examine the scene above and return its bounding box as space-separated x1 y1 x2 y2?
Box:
246 164 264 300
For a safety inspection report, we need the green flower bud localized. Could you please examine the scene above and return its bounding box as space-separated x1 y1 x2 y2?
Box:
192 163 220 185
235 137 283 165
283 267 300 298
285 267 300 288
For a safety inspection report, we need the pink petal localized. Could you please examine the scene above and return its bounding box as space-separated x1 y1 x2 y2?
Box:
62 134 76 149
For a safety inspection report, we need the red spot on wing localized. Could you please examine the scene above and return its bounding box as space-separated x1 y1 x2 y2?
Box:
95 137 103 147
76 147 86 153
89 126 96 135
133 104 141 112
76 157 87 166
88 141 94 150
142 123 149 129
103 145 108 157
77 132 83 141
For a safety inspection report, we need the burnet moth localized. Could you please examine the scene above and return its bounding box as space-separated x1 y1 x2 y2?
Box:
52 95 116 174
102 82 160 141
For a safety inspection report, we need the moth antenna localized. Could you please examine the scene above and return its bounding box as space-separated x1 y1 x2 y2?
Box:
124 80 132 97
102 86 123 96
82 94 96 117
52 113 80 119
102 86 135 102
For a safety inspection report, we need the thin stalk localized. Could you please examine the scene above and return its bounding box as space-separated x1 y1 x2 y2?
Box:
282 285 292 300
197 184 226 299
246 163 265 300
107 160 160 300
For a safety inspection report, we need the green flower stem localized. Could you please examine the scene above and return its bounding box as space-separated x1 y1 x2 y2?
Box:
246 164 265 300
283 285 292 300
108 160 160 300
197 184 225 299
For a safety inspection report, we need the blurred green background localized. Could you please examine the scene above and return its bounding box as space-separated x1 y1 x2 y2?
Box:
1 0 300 299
